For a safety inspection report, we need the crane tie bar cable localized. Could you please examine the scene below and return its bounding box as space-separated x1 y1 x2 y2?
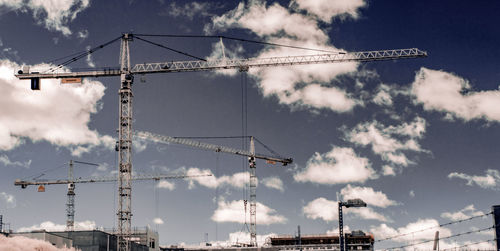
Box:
383 226 495 250
132 34 338 53
133 35 206 61
376 212 492 242
45 36 122 73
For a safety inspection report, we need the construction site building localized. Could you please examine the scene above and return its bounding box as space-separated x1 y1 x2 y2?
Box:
10 229 151 251
269 231 374 251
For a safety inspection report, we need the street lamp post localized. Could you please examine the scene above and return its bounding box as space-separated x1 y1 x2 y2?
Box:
339 199 367 251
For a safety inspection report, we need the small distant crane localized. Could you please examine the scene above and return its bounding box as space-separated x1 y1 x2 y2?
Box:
338 199 367 251
15 33 427 250
135 131 292 246
14 160 211 231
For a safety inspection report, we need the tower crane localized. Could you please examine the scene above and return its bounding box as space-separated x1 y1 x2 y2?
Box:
135 131 292 246
14 159 211 231
15 33 427 251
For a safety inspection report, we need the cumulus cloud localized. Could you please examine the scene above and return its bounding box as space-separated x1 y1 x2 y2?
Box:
0 192 16 207
261 176 284 192
344 117 427 168
0 154 31 168
349 207 389 222
18 220 96 232
293 0 366 22
303 197 389 222
0 0 90 36
340 185 398 208
327 225 351 235
186 167 250 189
448 169 500 189
0 60 114 155
370 219 452 243
153 217 164 225
294 146 377 185
0 235 77 251
303 197 338 221
156 180 175 190
441 204 485 221
207 0 363 113
382 165 396 176
412 67 500 122
212 199 286 225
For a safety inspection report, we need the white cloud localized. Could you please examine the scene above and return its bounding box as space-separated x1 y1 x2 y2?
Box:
370 219 452 243
186 167 250 189
303 197 389 222
0 0 90 36
303 197 338 221
166 2 215 20
261 176 284 192
0 235 77 251
0 154 31 168
18 220 95 232
0 60 114 155
207 0 363 113
448 169 500 189
77 29 88 39
156 180 175 191
294 146 377 185
203 231 277 247
294 0 366 22
412 67 500 122
409 190 415 198
212 199 286 225
85 45 95 67
345 117 427 167
0 192 16 207
226 231 276 247
441 204 485 221
153 217 164 225
340 185 398 208
382 165 396 176
349 207 389 222
327 225 350 235
372 84 393 106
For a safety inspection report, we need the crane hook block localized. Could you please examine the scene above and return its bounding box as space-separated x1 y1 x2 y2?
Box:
31 78 40 90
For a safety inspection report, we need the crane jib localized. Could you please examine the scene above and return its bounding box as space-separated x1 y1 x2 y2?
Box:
14 48 427 82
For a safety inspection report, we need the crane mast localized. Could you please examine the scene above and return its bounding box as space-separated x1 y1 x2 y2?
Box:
14 33 427 251
117 33 134 251
249 137 257 246
67 160 75 231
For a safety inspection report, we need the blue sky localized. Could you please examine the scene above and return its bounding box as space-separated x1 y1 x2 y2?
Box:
0 0 499 249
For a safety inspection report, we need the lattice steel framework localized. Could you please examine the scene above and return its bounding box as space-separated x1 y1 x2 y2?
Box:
117 33 133 251
13 34 427 250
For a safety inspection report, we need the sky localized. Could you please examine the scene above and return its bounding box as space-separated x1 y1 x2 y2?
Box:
0 0 499 249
